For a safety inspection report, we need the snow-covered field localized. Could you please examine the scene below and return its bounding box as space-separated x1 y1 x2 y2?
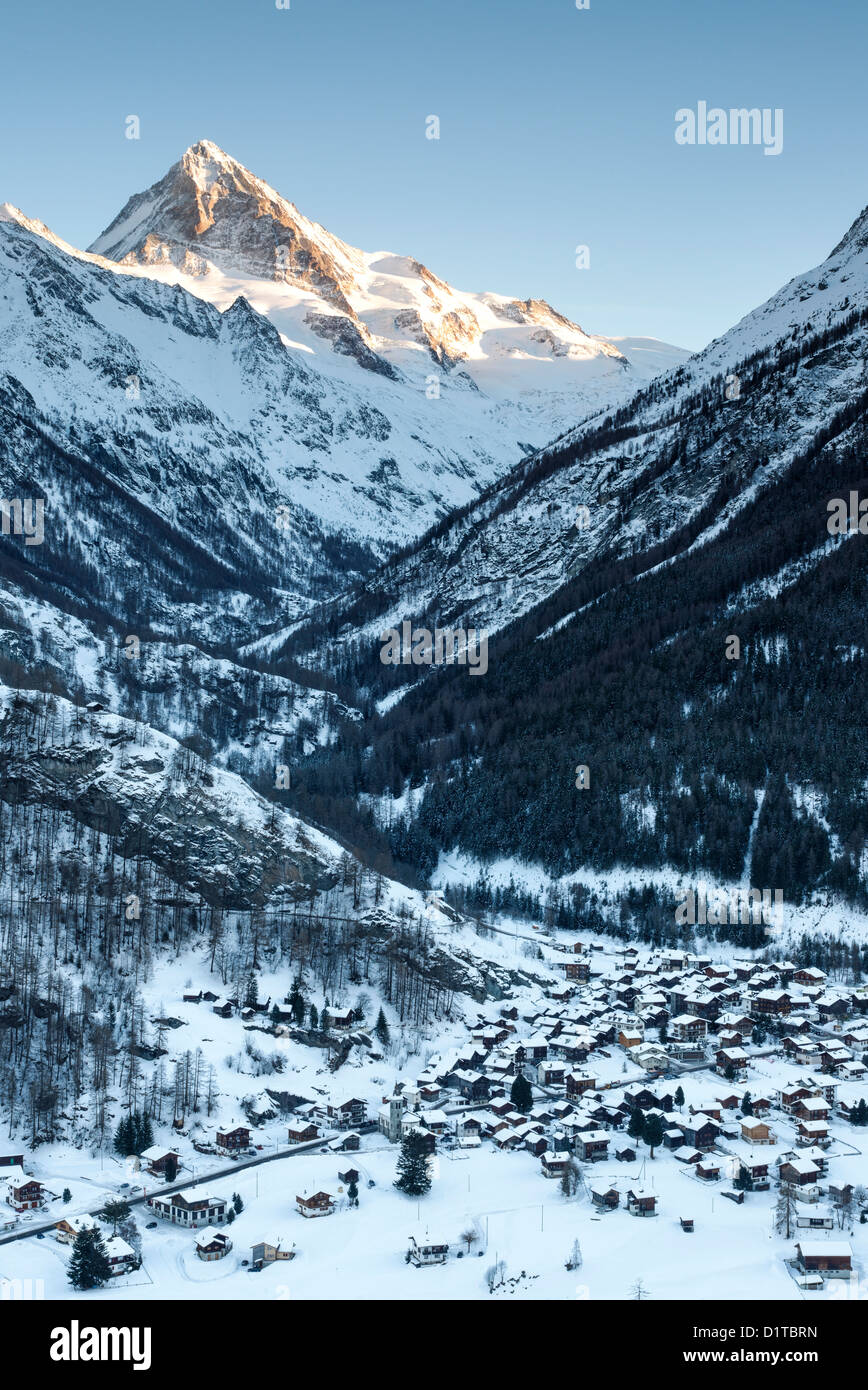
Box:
3 1104 864 1303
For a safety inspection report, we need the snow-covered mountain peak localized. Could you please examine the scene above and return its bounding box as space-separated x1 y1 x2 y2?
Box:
828 199 868 258
87 141 687 396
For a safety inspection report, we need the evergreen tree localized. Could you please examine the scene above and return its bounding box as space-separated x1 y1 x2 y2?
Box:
642 1112 664 1158
394 1131 432 1197
68 1227 112 1291
289 979 306 1025
741 1092 753 1116
309 1003 319 1029
347 1179 359 1208
510 1072 533 1114
559 1157 581 1199
114 1116 133 1156
375 1007 391 1048
674 1086 685 1110
627 1107 645 1142
775 1185 797 1239
99 1198 131 1235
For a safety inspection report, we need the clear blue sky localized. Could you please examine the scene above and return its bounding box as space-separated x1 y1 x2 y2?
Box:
2 0 866 350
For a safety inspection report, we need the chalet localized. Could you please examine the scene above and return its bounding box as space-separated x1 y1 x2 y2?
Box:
0 1153 24 1168
752 990 791 1018
615 1142 637 1163
716 1047 748 1079
618 1028 642 1049
828 1182 855 1207
55 1215 99 1245
452 1070 490 1103
408 1235 449 1266
796 1118 830 1145
3 1169 44 1211
715 1093 742 1111
331 1130 361 1152
817 996 851 1023
635 1036 670 1070
793 967 827 987
627 1188 658 1217
216 1124 250 1154
779 1157 820 1189
287 1120 319 1144
147 1190 227 1228
671 1015 708 1042
566 1072 598 1102
105 1237 136 1276
574 1130 609 1163
780 1084 809 1115
251 1240 294 1270
790 1095 831 1123
538 1062 566 1087
563 960 590 983
140 1146 181 1176
620 1085 664 1113
664 1127 686 1150
212 1000 233 1018
795 1242 852 1276
796 1210 835 1231
325 1007 355 1030
739 1155 771 1190
696 1158 720 1181
196 1230 233 1261
590 1183 620 1210
741 1119 775 1146
492 1128 522 1151
296 1191 335 1218
327 1098 368 1130
183 990 202 1004
680 1116 720 1152
524 1133 548 1157
541 1151 572 1179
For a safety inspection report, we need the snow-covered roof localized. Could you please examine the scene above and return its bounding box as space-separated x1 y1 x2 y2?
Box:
796 1241 851 1258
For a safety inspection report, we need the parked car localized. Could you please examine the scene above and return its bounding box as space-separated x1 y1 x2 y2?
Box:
146 1221 158 1229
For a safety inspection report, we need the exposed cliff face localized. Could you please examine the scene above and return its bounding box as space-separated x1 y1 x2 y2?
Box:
0 688 338 909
